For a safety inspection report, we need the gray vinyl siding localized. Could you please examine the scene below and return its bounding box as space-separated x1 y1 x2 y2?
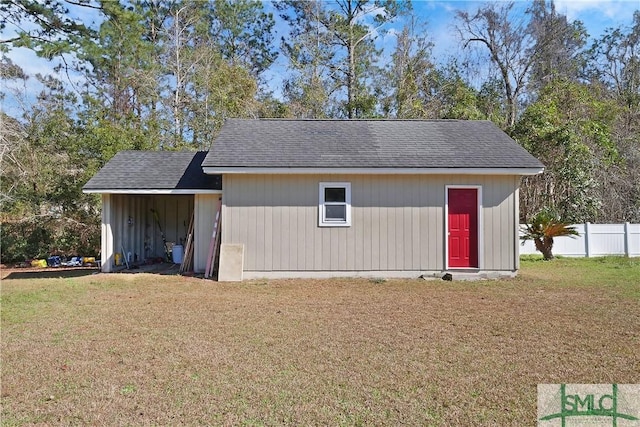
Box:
222 174 520 272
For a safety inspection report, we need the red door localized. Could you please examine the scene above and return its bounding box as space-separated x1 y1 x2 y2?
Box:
448 188 478 268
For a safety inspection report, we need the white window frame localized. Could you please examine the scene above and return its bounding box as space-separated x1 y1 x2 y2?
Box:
319 182 351 227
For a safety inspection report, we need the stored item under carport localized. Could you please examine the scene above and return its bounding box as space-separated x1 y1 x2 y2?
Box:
150 208 171 261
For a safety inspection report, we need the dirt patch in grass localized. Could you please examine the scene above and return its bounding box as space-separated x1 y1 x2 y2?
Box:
1 267 99 281
2 258 639 425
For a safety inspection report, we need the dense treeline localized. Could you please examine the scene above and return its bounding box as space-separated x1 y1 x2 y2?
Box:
1 0 638 262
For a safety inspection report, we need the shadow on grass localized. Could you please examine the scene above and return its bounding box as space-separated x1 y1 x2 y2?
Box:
109 263 185 275
2 263 191 280
3 268 99 280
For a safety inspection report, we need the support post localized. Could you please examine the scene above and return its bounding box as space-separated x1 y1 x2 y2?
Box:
624 222 630 257
514 184 520 271
584 222 591 258
101 194 114 272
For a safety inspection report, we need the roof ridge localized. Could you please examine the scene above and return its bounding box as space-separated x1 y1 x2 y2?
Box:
225 118 476 122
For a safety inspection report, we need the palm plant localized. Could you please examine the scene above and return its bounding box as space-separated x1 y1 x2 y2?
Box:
521 211 579 260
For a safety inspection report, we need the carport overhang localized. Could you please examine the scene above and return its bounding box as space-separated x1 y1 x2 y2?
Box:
83 189 221 194
82 151 222 273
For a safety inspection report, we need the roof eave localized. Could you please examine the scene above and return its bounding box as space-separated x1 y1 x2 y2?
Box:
82 188 222 195
202 166 545 176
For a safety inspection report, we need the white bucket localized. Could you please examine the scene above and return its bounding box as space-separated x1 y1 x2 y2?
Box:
172 245 183 264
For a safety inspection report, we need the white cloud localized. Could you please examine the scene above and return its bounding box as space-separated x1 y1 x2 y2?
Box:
1 47 88 116
554 0 636 22
5 47 57 78
553 0 637 44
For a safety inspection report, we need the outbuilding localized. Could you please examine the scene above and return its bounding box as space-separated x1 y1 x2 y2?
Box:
84 119 544 280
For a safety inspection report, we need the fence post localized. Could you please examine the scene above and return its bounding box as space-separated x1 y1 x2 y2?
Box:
624 222 630 257
584 222 591 258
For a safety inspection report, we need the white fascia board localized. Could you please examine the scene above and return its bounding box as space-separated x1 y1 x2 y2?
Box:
82 189 222 195
202 166 544 176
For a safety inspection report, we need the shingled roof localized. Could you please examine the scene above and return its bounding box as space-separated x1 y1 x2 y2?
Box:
201 119 544 173
83 151 221 193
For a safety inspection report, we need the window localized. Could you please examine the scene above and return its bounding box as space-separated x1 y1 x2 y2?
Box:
319 182 351 227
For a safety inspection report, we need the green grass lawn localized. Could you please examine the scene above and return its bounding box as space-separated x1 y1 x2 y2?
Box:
1 257 639 426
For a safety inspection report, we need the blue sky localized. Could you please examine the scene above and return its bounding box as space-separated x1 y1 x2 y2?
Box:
415 0 638 59
1 0 638 114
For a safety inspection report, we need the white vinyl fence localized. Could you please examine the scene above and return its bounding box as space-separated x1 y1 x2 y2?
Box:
519 223 640 257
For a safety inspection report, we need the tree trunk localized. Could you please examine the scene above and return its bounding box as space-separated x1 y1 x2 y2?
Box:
347 25 356 119
535 236 555 260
